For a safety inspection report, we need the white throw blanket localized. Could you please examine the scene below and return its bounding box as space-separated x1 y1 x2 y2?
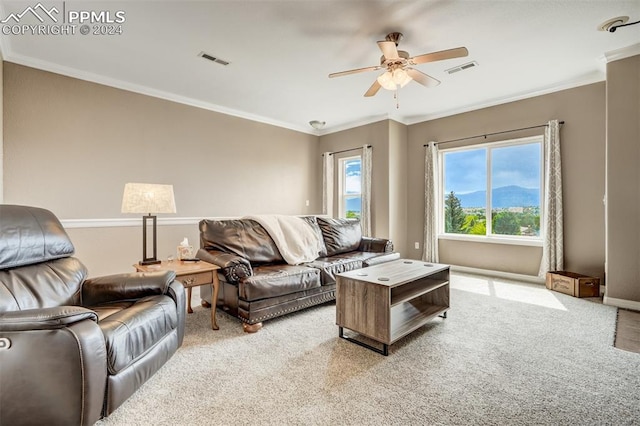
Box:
244 215 323 265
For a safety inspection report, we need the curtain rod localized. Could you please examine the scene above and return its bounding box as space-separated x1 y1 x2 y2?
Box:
423 121 564 147
323 144 372 156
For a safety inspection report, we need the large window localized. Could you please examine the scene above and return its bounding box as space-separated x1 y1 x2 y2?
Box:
440 136 542 239
339 156 362 219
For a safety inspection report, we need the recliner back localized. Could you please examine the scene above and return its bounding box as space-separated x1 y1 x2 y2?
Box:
0 258 87 311
0 204 86 311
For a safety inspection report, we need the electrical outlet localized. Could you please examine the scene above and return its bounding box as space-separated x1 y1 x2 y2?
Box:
305 200 310 207
414 242 420 249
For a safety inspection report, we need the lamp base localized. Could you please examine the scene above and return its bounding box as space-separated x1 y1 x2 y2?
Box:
139 259 161 266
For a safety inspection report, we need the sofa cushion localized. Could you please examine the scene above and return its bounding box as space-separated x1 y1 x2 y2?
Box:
300 216 327 257
305 256 366 286
199 219 284 264
239 265 321 301
316 217 362 256
91 295 178 375
333 251 401 265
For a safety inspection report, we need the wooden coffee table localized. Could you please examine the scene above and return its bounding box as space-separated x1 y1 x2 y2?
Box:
336 259 450 355
134 260 220 330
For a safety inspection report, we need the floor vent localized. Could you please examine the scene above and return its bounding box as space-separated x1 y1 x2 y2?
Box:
198 52 230 66
445 61 478 75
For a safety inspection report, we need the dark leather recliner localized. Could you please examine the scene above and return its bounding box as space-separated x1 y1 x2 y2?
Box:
0 205 186 425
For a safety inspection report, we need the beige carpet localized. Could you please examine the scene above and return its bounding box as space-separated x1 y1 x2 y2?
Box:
96 273 640 425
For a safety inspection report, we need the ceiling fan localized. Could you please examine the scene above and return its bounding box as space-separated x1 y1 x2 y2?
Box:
329 32 469 97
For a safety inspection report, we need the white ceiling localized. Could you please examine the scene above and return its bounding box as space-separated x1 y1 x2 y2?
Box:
1 1 639 135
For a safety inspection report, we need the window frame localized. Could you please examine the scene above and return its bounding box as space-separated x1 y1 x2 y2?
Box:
338 155 362 219
438 135 544 246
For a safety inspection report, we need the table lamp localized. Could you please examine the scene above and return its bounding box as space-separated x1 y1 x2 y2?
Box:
121 183 176 265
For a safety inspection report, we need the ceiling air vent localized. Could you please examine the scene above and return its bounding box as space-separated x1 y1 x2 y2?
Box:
198 52 230 66
445 61 478 75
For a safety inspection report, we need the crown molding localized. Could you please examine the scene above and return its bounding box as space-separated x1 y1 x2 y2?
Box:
318 114 392 136
320 72 605 133
2 52 318 136
602 43 640 63
2 35 625 138
403 72 604 125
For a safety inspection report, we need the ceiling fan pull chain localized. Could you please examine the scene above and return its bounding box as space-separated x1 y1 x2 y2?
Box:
395 89 400 109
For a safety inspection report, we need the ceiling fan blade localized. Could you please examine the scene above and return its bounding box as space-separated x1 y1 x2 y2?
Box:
409 47 469 65
329 65 381 78
364 80 381 97
406 68 440 88
377 40 399 60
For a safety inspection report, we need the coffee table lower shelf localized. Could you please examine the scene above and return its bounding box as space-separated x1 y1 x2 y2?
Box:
338 307 448 356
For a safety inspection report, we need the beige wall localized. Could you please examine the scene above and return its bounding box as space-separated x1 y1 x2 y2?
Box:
388 120 408 257
605 54 640 305
4 63 320 276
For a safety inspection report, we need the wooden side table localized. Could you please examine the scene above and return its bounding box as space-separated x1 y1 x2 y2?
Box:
134 260 220 330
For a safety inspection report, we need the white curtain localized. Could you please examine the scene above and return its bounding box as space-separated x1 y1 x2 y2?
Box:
361 145 372 236
423 142 439 263
539 119 563 276
322 152 334 216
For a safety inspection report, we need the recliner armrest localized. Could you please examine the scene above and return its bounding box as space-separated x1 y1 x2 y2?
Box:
0 306 98 331
358 236 394 253
82 270 176 306
196 248 252 284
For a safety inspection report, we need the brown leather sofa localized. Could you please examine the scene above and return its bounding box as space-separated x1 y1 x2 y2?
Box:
197 216 399 331
0 205 186 425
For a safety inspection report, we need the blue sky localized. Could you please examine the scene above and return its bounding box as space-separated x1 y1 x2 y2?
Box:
345 159 361 194
444 143 541 194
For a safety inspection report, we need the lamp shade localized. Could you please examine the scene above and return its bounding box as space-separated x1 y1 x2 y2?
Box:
121 183 176 214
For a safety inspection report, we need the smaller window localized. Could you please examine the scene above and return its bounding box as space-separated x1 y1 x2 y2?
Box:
338 156 362 219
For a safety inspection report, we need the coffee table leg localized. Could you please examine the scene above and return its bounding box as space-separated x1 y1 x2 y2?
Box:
339 326 389 356
210 275 220 330
187 287 193 314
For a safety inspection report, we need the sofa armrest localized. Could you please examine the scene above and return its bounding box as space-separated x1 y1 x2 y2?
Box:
197 248 252 284
0 306 98 332
358 236 394 253
82 271 176 306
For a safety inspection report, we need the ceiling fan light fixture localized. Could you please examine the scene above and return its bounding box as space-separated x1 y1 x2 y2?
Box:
376 71 396 90
377 69 412 91
392 68 412 87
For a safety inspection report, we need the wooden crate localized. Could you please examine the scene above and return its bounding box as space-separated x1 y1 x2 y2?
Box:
546 271 600 298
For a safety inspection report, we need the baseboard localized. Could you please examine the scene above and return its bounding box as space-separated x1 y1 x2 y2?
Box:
450 265 545 285
603 296 640 311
